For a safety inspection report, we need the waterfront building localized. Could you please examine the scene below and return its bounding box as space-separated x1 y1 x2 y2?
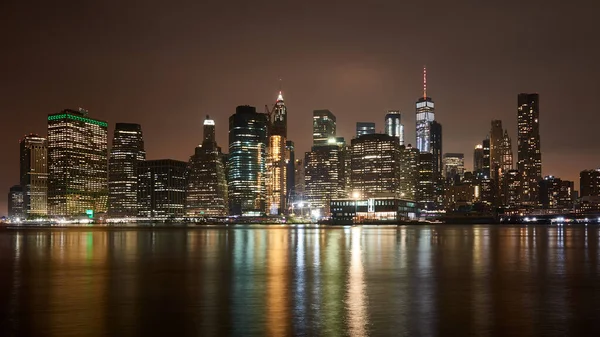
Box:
539 176 574 210
312 110 336 146
399 144 419 201
304 144 345 216
227 105 269 215
266 92 288 215
443 183 478 210
47 109 108 217
385 110 404 145
356 122 376 138
108 123 145 217
330 197 417 224
580 169 600 197
138 159 187 218
501 169 521 207
443 153 465 184
517 93 542 206
186 116 228 217
349 133 400 198
8 185 24 220
19 134 47 217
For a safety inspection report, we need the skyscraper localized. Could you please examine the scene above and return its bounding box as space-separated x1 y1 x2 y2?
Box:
108 123 145 217
502 169 521 207
8 185 24 220
304 144 345 215
443 153 465 183
539 176 573 210
186 116 228 217
312 110 336 146
416 68 435 153
517 93 542 205
47 109 108 217
500 130 514 175
138 159 187 218
266 92 288 215
580 169 600 197
399 144 419 201
20 134 47 217
417 152 435 209
285 140 295 206
356 122 376 138
385 110 404 145
481 138 491 179
350 133 400 198
430 121 443 205
490 120 504 179
473 144 484 173
228 105 269 215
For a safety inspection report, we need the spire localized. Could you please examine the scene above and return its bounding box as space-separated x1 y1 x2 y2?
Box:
277 90 284 102
423 66 427 99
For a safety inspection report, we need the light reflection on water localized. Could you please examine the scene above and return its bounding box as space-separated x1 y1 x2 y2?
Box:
0 225 599 336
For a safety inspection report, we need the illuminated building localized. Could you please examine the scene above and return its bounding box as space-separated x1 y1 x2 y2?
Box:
430 121 443 205
443 183 478 210
304 143 345 215
443 153 465 184
8 185 24 220
490 120 503 179
108 123 145 217
312 110 336 146
228 105 269 215
473 144 484 173
499 130 513 175
517 93 542 206
20 134 47 217
399 144 419 201
579 169 600 197
356 122 375 138
330 197 417 224
502 169 521 207
47 109 108 217
266 92 288 215
539 176 573 210
415 67 435 153
417 152 435 208
479 178 496 205
478 138 491 179
285 140 295 207
186 116 228 217
350 133 400 198
293 159 305 200
385 110 404 145
138 159 187 218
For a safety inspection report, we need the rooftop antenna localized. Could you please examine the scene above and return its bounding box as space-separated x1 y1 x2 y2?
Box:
423 66 427 99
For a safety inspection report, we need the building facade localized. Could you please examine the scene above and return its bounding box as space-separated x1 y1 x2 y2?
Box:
356 122 376 138
490 120 504 179
20 134 47 217
8 185 24 220
539 176 573 210
266 92 288 215
473 144 484 174
312 110 336 146
227 105 269 215
108 123 145 217
186 116 228 217
580 169 600 197
517 93 542 206
47 109 108 217
385 110 404 145
399 144 419 201
443 153 465 183
349 133 400 198
138 159 187 218
417 152 435 209
304 144 345 216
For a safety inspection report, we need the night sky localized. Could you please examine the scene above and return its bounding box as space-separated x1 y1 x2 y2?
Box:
1 0 598 215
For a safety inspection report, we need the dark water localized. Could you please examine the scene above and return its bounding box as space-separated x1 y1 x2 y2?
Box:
1 225 599 336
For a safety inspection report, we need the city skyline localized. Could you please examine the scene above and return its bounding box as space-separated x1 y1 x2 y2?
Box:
1 1 599 214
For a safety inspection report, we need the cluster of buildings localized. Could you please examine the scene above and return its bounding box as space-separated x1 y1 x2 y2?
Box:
7 72 600 223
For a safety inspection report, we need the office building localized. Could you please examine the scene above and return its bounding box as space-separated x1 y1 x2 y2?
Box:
417 152 435 208
108 123 145 217
304 144 345 216
227 105 269 215
266 92 289 215
502 169 521 207
47 109 108 217
539 176 573 210
385 110 404 145
19 134 47 217
473 144 484 173
330 197 417 224
186 116 228 217
293 159 305 201
490 120 503 179
313 110 336 146
8 185 24 220
399 144 419 201
416 67 435 152
479 138 491 179
517 93 542 206
349 133 400 198
499 130 513 175
285 140 295 207
443 153 465 183
356 122 376 138
580 169 600 197
138 159 187 218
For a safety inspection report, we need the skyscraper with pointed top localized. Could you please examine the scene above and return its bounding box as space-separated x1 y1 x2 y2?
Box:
266 91 288 214
416 67 435 153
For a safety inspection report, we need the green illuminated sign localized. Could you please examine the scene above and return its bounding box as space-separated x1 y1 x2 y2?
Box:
48 113 108 127
85 210 94 219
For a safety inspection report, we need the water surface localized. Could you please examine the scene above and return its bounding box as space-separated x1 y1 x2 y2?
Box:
0 225 599 336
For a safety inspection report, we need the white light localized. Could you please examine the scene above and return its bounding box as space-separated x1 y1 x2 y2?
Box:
327 137 336 144
298 202 304 208
311 209 321 219
203 119 215 126
352 191 360 199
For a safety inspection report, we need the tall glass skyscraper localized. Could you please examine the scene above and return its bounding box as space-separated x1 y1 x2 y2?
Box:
517 93 542 205
312 110 336 146
416 67 435 153
137 159 187 218
47 109 108 217
385 110 404 145
228 105 269 215
186 115 228 217
108 123 145 217
266 92 288 215
20 134 47 217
